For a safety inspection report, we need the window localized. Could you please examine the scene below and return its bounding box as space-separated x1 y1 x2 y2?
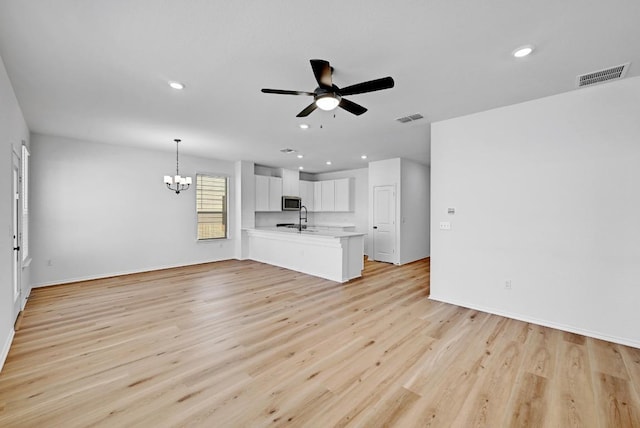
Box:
196 174 228 240
21 144 29 262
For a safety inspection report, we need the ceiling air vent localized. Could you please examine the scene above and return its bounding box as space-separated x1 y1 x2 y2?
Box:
396 113 424 124
576 63 630 88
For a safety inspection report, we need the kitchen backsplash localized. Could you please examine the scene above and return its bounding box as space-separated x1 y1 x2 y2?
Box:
254 211 359 228
255 211 312 227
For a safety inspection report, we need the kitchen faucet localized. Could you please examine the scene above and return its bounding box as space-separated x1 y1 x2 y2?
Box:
298 205 308 232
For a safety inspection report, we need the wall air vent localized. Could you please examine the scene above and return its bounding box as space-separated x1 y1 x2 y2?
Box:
576 62 630 88
395 113 424 124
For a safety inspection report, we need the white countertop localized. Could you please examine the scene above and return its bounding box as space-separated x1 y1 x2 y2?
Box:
313 223 356 228
247 227 365 239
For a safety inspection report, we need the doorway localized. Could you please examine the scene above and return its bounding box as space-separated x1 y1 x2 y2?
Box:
372 185 396 263
12 150 21 321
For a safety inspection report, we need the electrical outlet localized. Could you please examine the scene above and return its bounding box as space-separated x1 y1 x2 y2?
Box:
439 222 451 230
505 280 512 289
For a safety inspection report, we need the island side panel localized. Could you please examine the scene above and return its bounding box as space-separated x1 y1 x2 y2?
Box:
247 231 345 282
343 235 364 282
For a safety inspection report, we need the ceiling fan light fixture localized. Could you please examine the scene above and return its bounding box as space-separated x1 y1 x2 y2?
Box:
315 93 340 111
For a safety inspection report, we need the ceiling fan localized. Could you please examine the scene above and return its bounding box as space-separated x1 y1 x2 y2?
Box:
261 59 395 117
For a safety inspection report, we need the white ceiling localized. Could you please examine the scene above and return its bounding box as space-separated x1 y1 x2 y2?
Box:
1 0 639 173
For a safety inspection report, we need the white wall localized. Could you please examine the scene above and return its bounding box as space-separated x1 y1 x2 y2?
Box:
235 160 255 260
30 134 237 287
400 159 430 264
431 76 640 348
0 54 30 371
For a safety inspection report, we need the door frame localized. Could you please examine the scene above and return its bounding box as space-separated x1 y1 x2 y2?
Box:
11 149 21 321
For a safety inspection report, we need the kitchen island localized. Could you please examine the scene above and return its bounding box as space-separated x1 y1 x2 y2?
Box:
245 227 365 283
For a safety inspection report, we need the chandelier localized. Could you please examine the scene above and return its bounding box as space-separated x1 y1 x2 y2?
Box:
163 139 191 194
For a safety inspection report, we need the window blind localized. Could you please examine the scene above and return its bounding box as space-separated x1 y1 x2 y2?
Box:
196 174 227 240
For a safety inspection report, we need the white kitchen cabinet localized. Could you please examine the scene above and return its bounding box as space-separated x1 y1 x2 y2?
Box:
255 175 282 211
299 180 315 211
321 180 335 211
305 178 353 212
282 169 300 196
268 176 283 210
255 175 269 211
334 178 353 212
313 181 323 212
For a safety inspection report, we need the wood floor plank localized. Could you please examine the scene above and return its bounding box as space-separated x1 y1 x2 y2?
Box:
620 345 640 402
588 338 631 380
503 372 549 428
547 340 599 427
592 372 640 427
1 257 639 427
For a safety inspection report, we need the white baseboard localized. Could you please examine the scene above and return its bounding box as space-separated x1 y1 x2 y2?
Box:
429 294 640 349
32 258 232 288
21 287 31 310
1 329 15 373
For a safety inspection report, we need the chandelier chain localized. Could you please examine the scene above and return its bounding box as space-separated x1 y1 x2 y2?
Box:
175 138 180 176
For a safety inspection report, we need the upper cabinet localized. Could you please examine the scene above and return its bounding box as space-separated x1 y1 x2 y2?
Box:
299 180 315 211
313 181 322 211
334 178 353 212
255 172 352 213
282 169 300 196
309 178 353 212
321 180 335 211
255 175 282 211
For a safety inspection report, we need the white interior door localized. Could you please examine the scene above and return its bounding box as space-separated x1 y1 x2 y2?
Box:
12 151 21 320
373 185 396 263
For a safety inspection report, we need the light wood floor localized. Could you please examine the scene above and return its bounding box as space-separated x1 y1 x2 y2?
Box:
1 258 640 427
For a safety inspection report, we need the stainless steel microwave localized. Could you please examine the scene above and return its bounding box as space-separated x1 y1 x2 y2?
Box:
282 196 302 211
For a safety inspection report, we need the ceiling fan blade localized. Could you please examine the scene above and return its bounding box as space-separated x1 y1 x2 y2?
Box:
339 98 368 116
296 102 318 117
261 88 314 96
310 59 333 89
339 76 395 96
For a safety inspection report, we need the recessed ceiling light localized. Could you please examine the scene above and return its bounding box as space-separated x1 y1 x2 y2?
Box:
361 155 368 159
326 161 332 165
169 81 184 90
297 154 303 159
299 124 310 129
512 45 534 58
298 166 304 170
